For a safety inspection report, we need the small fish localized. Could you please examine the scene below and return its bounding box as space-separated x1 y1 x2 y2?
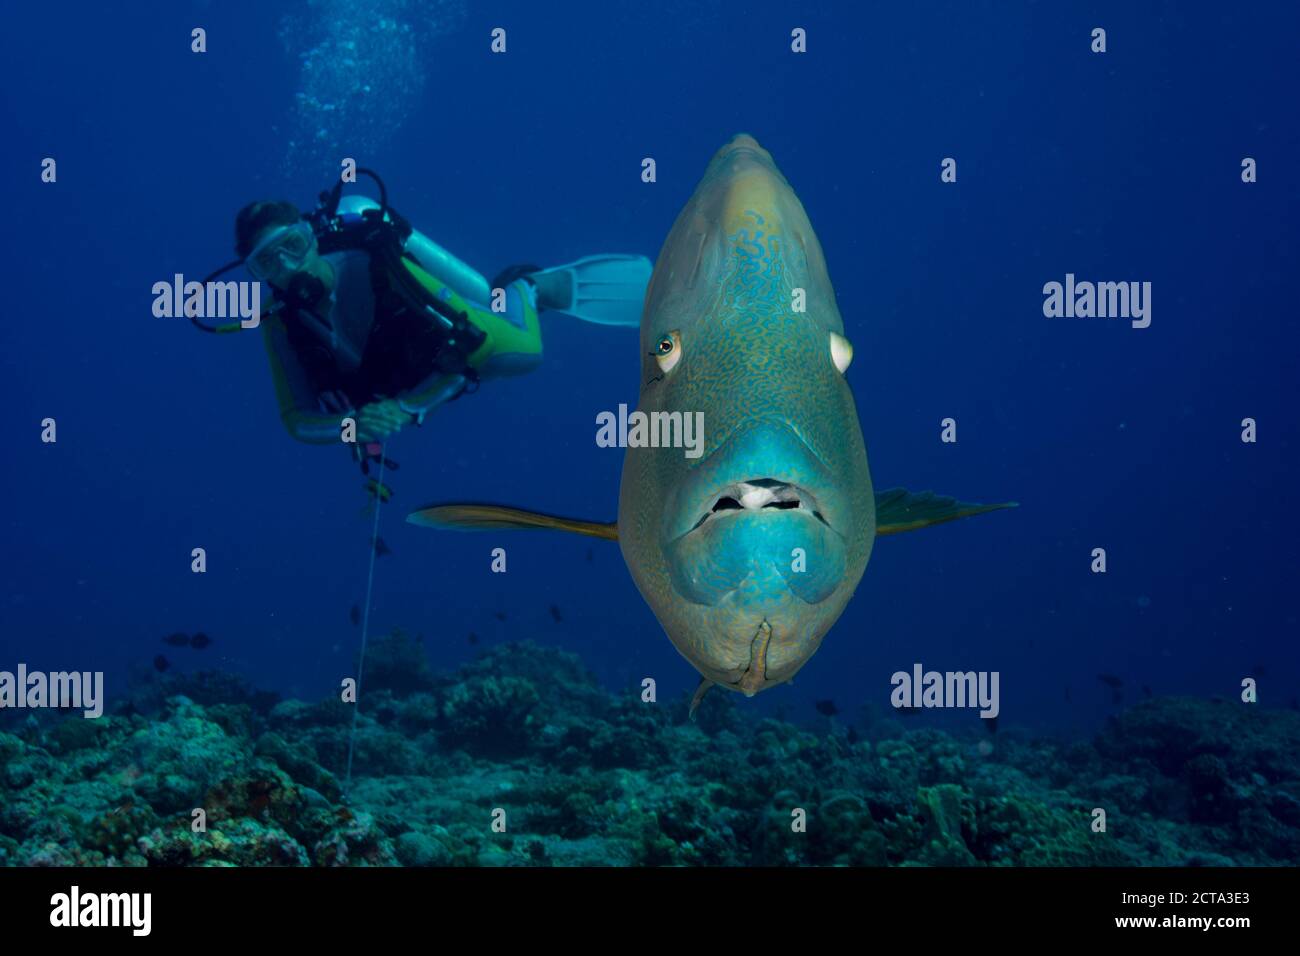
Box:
1141 684 1153 698
549 604 563 623
153 655 170 672
813 699 838 717
1097 673 1123 690
493 611 507 622
364 479 394 503
895 705 923 718
1111 689 1124 706
1064 685 1072 702
162 632 189 647
349 604 361 626
585 548 593 563
1252 662 1268 677
468 632 479 645
374 537 393 557
984 714 999 734
845 726 859 744
189 632 212 650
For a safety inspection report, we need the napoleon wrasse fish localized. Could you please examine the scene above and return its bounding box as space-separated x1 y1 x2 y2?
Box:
410 135 1015 712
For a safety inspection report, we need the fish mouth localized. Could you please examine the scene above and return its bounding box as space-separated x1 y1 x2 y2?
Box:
682 478 832 538
662 464 848 610
663 420 841 544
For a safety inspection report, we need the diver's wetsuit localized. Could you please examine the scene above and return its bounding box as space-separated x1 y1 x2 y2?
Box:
262 236 543 444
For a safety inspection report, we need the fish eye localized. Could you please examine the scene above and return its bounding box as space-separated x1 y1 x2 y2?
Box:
652 330 682 373
829 331 853 373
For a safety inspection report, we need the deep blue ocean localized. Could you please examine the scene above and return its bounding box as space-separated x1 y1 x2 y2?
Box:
2 0 1296 739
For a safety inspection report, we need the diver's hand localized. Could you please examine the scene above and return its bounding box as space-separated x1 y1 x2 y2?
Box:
355 399 411 442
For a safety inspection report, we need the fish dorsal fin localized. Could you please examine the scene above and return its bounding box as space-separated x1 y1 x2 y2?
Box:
874 488 1017 536
407 503 619 540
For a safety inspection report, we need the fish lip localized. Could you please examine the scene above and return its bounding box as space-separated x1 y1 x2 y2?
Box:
677 479 834 541
666 421 841 543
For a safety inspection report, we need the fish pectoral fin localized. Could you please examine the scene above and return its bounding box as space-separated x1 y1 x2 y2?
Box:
874 488 1018 536
689 678 715 721
406 503 619 540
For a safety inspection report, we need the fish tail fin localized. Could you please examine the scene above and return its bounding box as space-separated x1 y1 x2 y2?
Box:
874 488 1017 536
407 503 619 540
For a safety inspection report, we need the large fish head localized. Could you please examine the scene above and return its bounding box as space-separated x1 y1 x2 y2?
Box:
618 134 875 695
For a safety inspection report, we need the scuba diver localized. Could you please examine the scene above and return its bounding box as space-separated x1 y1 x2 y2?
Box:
200 169 651 480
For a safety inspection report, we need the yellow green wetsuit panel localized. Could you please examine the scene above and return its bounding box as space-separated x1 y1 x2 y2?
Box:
400 257 543 379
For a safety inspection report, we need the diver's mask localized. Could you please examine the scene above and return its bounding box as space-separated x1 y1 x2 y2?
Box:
246 221 316 283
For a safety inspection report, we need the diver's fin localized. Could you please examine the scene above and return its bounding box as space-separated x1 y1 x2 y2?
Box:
874 488 1018 536
689 678 715 721
407 503 619 540
532 254 652 327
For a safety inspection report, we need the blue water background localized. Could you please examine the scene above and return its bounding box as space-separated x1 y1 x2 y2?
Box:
1 0 1297 734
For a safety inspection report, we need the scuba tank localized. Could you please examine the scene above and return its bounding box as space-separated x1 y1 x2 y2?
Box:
336 195 492 306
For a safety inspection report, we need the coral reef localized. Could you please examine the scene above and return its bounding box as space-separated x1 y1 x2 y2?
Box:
1 632 1296 866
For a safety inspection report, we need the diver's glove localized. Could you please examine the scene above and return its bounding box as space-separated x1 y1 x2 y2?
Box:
355 399 413 442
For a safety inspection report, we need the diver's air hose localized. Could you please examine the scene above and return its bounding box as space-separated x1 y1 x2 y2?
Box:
344 441 386 797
